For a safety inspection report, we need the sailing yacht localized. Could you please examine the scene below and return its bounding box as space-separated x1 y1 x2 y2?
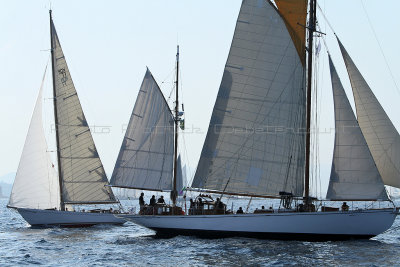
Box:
110 44 185 214
7 10 125 227
117 0 399 240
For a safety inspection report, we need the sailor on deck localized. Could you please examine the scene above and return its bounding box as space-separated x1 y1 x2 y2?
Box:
139 192 145 207
157 195 165 204
150 195 156 206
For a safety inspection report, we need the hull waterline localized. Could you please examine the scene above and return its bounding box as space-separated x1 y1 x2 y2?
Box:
17 208 125 227
118 209 397 241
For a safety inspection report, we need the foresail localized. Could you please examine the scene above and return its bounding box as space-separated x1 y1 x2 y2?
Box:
8 66 60 209
192 0 306 197
110 69 174 191
50 20 117 204
326 56 387 200
176 155 185 195
338 38 400 189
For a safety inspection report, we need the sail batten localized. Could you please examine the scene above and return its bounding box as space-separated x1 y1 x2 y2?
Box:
326 56 387 200
338 38 400 189
192 0 306 197
50 19 117 204
110 69 174 191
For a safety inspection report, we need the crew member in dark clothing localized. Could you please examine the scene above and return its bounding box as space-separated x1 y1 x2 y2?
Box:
341 202 349 211
217 198 224 210
139 192 145 207
198 198 204 208
215 197 224 211
150 195 156 206
157 195 165 204
236 207 244 214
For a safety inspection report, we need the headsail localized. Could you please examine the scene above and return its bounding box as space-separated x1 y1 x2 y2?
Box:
110 69 174 191
192 0 306 197
8 66 60 209
338 38 400 189
50 18 117 204
176 155 186 195
326 56 387 200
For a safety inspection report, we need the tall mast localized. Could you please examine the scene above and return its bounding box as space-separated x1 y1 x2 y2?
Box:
304 0 316 205
49 10 65 211
172 45 180 206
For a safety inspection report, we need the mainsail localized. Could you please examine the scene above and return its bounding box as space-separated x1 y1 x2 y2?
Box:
338 38 400 189
50 18 117 204
326 56 387 200
192 0 306 197
8 67 60 209
110 69 174 191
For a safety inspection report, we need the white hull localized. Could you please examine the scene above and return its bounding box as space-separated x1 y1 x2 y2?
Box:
17 208 125 227
119 209 397 240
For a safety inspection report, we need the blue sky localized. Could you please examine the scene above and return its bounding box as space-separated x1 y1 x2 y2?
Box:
1 0 399 197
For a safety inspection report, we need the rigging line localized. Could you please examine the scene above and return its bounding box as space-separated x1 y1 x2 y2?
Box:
313 49 320 198
316 3 336 35
160 67 175 85
167 60 179 104
360 0 400 96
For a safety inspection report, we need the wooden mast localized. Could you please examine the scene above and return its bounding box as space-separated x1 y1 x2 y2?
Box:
305 0 316 205
49 10 65 211
172 45 180 206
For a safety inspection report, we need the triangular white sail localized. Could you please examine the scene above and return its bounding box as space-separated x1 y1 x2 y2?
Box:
8 66 60 209
51 19 117 204
191 0 306 197
338 38 400 189
326 56 387 200
110 69 174 191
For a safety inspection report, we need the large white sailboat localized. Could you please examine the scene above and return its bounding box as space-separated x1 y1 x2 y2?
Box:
117 0 400 240
8 10 125 227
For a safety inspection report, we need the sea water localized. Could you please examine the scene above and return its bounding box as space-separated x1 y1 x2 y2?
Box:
1 198 399 266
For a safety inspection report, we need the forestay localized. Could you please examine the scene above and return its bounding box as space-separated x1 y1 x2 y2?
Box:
339 38 400 189
192 0 306 197
110 69 174 191
51 20 117 204
326 56 387 200
8 67 60 209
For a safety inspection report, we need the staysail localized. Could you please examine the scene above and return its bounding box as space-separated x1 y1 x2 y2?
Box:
338 38 400 189
176 155 186 195
326 56 387 200
50 18 117 204
8 66 60 209
110 69 174 191
192 0 306 197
